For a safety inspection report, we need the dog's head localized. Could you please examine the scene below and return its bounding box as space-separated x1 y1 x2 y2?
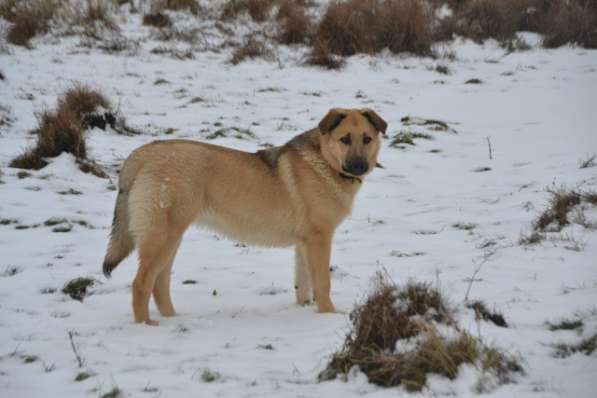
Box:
318 108 386 178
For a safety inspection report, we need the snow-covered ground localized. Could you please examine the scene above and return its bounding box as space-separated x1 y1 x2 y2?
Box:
1 12 596 397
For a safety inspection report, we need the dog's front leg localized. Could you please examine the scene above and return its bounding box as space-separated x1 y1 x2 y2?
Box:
294 245 313 305
304 230 335 313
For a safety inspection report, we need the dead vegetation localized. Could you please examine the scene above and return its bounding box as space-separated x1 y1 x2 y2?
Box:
9 84 111 176
2 0 58 46
390 132 433 147
221 0 277 22
534 188 597 232
467 300 508 327
553 333 597 358
319 273 522 392
230 36 273 64
62 277 95 301
314 0 433 57
151 0 201 15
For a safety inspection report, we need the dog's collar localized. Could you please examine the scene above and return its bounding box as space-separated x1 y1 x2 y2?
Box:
338 172 362 184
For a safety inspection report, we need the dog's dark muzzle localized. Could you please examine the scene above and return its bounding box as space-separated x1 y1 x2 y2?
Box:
343 159 369 176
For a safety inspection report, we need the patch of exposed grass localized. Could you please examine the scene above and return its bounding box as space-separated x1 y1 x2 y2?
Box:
533 188 597 232
200 368 221 382
467 300 508 328
319 273 522 391
74 371 93 382
230 37 273 65
554 333 597 358
579 154 596 169
206 126 257 140
519 231 543 246
62 277 95 302
452 222 477 231
547 318 584 332
390 132 432 147
100 387 122 398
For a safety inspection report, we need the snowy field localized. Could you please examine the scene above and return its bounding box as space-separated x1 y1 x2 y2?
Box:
1 9 597 398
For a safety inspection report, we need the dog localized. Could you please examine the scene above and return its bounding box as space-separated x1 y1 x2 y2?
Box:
102 108 387 325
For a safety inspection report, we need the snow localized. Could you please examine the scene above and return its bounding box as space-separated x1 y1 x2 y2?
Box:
1 11 597 398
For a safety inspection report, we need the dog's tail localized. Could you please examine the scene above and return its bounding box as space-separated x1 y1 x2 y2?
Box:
102 190 135 278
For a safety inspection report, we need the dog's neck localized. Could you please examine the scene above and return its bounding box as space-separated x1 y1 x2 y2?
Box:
338 172 362 184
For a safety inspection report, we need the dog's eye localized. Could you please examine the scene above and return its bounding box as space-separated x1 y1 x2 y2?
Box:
340 136 351 145
363 136 372 144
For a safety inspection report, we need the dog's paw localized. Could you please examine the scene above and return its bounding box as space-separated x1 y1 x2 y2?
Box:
317 301 336 313
144 319 160 326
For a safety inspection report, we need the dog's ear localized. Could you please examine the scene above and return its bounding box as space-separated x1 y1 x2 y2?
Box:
361 109 387 134
318 109 347 134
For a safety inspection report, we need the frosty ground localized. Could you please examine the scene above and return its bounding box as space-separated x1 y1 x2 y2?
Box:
1 19 597 398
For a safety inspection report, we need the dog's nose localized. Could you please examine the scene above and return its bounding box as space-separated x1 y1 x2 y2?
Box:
344 159 369 176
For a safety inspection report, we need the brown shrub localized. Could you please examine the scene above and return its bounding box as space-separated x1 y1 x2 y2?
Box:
230 37 272 64
276 1 312 44
59 85 111 119
152 0 200 15
5 0 58 47
143 12 172 28
36 109 86 159
221 0 276 22
315 0 432 56
10 85 110 170
540 0 597 48
455 0 537 43
305 40 345 69
81 0 118 31
319 273 523 391
378 0 433 55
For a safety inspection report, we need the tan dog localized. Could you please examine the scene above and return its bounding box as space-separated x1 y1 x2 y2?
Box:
102 108 387 325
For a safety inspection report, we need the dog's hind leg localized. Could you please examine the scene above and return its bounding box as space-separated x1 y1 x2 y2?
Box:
132 229 184 325
294 245 313 305
153 237 182 317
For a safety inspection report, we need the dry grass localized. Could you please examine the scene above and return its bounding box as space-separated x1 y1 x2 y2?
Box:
275 1 311 45
314 0 432 57
534 189 582 232
305 40 345 69
467 300 508 327
10 85 109 171
540 0 597 49
59 84 110 119
4 0 58 47
554 333 597 358
230 36 272 64
143 12 172 28
152 0 201 15
319 273 522 391
221 0 277 22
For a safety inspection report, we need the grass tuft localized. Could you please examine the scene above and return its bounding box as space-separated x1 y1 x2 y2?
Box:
390 132 432 147
547 318 584 332
9 84 110 172
62 277 95 302
554 333 597 358
230 37 272 64
467 300 508 328
4 0 58 47
319 273 523 391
